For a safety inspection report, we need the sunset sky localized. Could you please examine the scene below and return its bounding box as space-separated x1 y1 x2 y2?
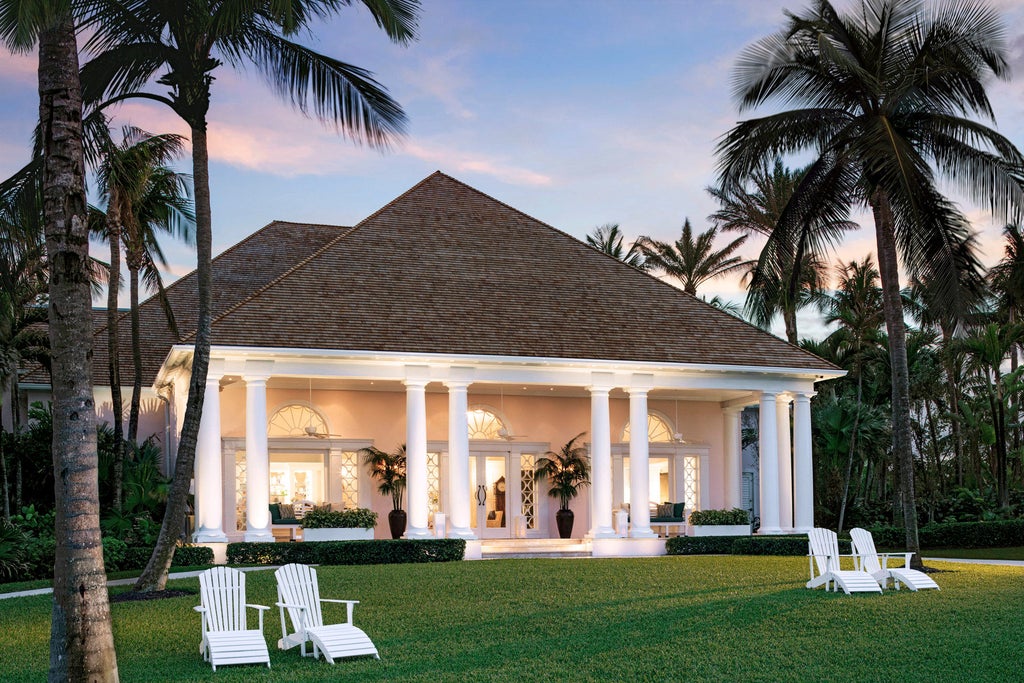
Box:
2 0 1024 338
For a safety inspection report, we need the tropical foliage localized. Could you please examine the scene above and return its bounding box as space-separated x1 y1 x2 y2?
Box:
361 444 407 511
535 432 591 510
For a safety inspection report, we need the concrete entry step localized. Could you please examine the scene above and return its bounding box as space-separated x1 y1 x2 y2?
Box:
479 538 592 559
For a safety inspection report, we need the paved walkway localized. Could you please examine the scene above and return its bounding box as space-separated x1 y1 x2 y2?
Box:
0 566 275 601
924 557 1024 566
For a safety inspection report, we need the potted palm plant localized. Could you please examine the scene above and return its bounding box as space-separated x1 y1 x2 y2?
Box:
360 444 407 539
535 432 591 538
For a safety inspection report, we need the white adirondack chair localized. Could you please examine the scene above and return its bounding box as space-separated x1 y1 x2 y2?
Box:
806 528 882 594
850 527 940 591
194 567 271 671
274 563 380 664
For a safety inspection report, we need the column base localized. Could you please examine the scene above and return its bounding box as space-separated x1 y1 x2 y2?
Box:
404 527 434 540
630 527 658 539
587 526 618 539
758 526 785 535
792 526 813 535
446 527 478 540
193 529 229 544
244 529 275 542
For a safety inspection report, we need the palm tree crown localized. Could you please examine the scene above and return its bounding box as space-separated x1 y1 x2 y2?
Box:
636 219 748 295
586 223 647 271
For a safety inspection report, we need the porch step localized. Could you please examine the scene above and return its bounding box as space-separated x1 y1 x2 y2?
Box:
479 538 592 559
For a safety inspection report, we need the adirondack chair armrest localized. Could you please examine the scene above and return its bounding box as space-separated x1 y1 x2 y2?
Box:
876 552 913 570
276 601 311 630
321 598 359 623
193 605 208 632
245 603 270 631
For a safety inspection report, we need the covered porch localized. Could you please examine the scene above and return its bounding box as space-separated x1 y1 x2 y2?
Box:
169 346 832 552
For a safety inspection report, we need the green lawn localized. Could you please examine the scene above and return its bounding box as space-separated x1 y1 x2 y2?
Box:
1 557 1021 682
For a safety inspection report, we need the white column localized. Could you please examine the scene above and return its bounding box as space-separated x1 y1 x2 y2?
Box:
193 373 227 542
244 374 273 542
588 383 616 538
758 391 782 534
723 406 743 509
793 391 815 533
776 393 794 532
445 380 476 539
628 387 656 538
404 379 432 539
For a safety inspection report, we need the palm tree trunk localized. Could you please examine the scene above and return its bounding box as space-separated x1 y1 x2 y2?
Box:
38 18 119 681
870 190 922 569
837 371 863 534
1 426 9 520
134 122 212 592
924 399 943 495
993 371 1008 507
127 266 142 444
106 189 124 513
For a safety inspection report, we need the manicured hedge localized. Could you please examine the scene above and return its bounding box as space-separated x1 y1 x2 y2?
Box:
665 536 735 555
227 539 466 566
667 535 838 557
868 519 1024 550
688 508 750 526
120 545 215 571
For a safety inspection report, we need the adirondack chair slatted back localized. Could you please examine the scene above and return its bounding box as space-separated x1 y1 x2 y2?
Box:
200 567 248 633
276 563 325 631
808 528 841 576
850 528 883 575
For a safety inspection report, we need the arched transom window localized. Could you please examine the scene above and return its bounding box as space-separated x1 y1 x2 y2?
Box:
267 404 327 437
467 408 507 440
621 413 673 443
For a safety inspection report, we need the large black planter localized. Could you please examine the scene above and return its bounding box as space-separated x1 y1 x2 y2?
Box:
388 509 407 539
555 509 574 539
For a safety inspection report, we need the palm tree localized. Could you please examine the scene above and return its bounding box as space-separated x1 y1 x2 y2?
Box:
0 3 119 678
717 0 1024 567
359 444 406 538
96 126 194 512
636 219 749 295
586 223 647 270
958 323 1024 507
535 432 591 538
709 159 855 343
79 0 419 592
821 257 885 531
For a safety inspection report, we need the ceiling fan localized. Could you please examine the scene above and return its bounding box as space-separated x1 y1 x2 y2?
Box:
301 379 345 439
672 399 687 444
496 386 529 441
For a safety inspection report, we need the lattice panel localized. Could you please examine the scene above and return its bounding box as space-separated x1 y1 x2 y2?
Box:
427 452 441 518
683 455 700 512
339 451 360 510
235 452 247 531
520 454 537 530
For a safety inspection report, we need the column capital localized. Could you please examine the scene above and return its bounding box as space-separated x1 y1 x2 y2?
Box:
627 373 654 393
443 379 470 391
793 391 817 402
775 392 794 405
588 384 612 396
242 359 273 382
404 378 430 389
723 404 745 415
759 390 779 401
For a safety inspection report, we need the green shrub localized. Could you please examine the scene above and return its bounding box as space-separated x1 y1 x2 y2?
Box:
120 544 215 571
301 507 378 529
688 508 750 526
869 520 1024 550
102 537 128 572
666 536 735 555
0 520 29 579
731 536 816 556
227 539 465 566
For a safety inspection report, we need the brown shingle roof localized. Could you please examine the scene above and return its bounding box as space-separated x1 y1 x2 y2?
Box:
23 172 837 387
197 172 835 371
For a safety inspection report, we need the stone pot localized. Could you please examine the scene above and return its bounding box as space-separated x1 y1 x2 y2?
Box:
555 508 574 539
388 509 407 539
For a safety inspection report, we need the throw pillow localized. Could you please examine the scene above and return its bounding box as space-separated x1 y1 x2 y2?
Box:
673 502 686 519
269 503 281 523
278 503 295 520
656 503 674 518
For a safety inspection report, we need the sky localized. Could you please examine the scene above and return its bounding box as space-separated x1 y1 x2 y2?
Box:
2 0 1024 339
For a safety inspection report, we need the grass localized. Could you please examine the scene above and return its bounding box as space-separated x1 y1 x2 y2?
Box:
1 557 1022 682
0 566 213 595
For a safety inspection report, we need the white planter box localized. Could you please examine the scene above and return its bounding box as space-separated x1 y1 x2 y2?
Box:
689 524 751 537
302 528 374 542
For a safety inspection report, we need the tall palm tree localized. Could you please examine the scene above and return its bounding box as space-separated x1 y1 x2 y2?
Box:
958 323 1024 507
586 223 647 270
0 2 120 678
709 158 855 343
80 0 419 592
636 219 749 295
96 126 194 512
717 0 1024 566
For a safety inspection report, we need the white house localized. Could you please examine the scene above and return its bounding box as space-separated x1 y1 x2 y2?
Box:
14 172 843 553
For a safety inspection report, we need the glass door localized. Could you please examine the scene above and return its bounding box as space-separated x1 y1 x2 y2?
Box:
470 455 509 539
